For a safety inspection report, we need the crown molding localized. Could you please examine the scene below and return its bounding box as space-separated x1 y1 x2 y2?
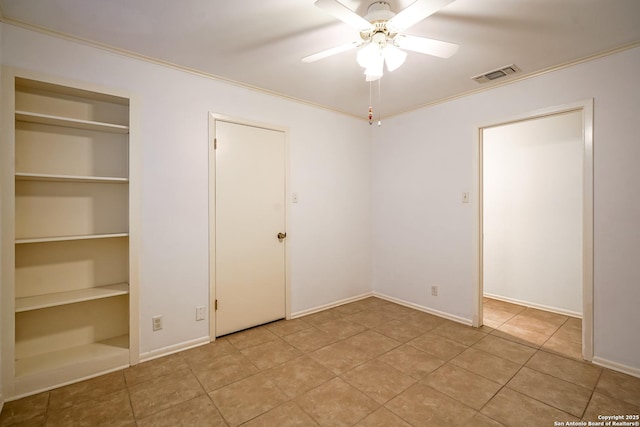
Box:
0 16 364 121
386 40 640 119
2 14 639 122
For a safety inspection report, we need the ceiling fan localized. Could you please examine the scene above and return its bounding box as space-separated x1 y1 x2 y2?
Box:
303 0 459 81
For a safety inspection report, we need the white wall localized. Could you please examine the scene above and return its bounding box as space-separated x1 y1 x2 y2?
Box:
2 21 639 377
373 47 640 373
0 24 373 356
483 111 583 315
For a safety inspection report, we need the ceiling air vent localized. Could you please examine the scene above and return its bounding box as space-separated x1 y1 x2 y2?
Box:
472 64 521 84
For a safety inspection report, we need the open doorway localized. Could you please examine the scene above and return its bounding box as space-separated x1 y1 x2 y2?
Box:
474 101 593 361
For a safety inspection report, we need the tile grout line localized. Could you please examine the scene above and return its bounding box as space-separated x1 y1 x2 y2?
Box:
477 347 598 422
579 365 606 421
368 320 485 424
122 366 141 425
290 312 408 425
471 338 541 421
182 352 227 424
43 390 51 427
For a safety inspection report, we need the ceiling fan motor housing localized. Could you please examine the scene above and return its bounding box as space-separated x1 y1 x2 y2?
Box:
361 1 397 44
365 1 395 22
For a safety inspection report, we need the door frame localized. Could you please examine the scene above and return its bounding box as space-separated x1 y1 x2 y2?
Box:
472 99 594 361
208 113 291 340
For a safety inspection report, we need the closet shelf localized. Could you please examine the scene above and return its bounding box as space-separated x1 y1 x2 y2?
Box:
15 110 129 134
16 283 129 312
16 172 128 183
15 335 129 379
16 233 129 245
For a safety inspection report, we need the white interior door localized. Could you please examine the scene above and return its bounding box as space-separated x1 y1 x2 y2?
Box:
214 120 286 337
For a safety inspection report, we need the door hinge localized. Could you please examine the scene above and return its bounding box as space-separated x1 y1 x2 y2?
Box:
215 299 218 310
213 138 217 149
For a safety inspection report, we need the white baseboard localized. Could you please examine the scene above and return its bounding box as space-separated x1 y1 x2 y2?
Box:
373 292 473 326
291 291 473 326
484 293 582 318
291 292 373 318
139 336 210 363
592 356 640 379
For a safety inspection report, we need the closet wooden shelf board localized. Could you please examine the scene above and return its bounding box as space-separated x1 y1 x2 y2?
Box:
15 233 129 245
15 110 129 134
15 283 129 312
15 173 129 183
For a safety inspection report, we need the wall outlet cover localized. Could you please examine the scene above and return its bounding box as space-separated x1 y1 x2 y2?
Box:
152 315 163 331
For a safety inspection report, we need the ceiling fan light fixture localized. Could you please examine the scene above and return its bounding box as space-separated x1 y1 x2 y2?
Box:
357 42 380 68
358 42 406 79
365 72 383 82
364 53 384 81
383 44 407 72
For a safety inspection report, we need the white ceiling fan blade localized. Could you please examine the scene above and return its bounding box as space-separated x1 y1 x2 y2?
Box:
302 41 362 63
387 0 455 33
394 34 459 58
315 0 374 32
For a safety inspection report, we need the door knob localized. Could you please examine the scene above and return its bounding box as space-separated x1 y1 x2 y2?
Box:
277 232 287 240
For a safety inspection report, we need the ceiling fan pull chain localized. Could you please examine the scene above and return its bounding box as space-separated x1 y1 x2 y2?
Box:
368 81 373 125
377 78 382 127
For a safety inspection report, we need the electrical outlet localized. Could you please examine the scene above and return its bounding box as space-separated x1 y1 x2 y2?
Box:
462 192 470 203
431 285 438 296
196 306 206 321
152 315 163 331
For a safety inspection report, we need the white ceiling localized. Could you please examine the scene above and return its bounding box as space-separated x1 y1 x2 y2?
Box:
1 0 639 118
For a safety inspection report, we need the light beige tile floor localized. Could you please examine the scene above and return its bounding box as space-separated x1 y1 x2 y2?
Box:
2 297 639 426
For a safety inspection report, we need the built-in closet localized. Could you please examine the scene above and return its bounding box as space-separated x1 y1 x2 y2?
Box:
1 69 138 398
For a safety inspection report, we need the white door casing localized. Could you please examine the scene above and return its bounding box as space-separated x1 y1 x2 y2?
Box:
209 115 288 337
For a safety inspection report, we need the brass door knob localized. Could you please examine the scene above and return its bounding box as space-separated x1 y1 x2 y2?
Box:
277 232 287 240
